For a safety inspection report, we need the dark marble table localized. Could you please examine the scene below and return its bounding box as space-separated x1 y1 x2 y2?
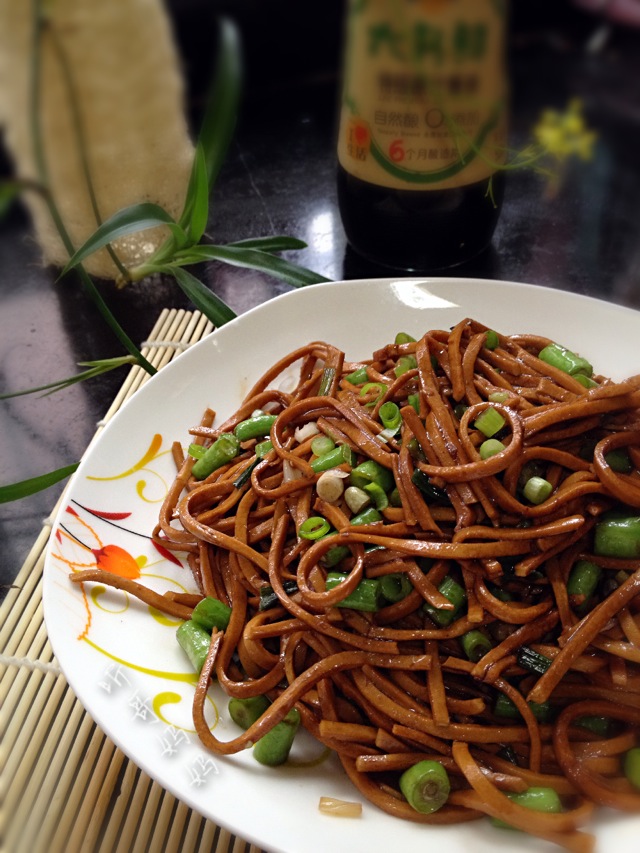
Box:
1 3 640 599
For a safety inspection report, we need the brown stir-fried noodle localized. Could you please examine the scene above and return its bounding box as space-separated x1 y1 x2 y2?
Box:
72 318 640 852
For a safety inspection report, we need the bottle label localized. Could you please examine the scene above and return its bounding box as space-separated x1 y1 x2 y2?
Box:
337 0 508 191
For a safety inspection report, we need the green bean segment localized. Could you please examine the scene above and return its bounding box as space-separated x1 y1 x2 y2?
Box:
623 747 640 789
253 707 301 766
311 444 355 473
229 695 270 730
325 573 384 612
594 515 640 558
424 575 466 627
399 760 450 814
491 787 562 830
191 596 232 632
191 433 240 479
233 414 277 442
176 620 212 674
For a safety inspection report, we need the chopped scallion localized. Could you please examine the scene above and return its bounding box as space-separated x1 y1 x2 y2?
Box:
538 343 593 378
522 475 553 505
473 407 505 438
479 438 505 459
299 516 331 540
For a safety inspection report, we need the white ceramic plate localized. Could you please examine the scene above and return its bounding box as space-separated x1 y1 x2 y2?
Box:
44 278 640 853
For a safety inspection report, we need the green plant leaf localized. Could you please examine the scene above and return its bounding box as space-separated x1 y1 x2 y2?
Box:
60 203 182 277
0 356 136 399
166 266 237 327
197 17 242 191
170 244 331 288
227 236 308 252
180 143 211 242
0 463 79 503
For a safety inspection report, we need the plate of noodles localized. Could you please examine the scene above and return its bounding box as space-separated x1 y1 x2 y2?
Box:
44 277 640 853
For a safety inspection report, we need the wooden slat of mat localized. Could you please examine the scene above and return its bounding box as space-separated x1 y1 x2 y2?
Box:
0 310 266 853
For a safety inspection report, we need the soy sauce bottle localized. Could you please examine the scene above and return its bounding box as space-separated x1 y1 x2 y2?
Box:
336 0 509 272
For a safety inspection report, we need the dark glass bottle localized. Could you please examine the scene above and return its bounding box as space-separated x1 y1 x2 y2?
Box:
336 0 509 272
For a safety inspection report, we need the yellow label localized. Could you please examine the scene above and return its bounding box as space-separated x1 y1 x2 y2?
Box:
337 0 508 190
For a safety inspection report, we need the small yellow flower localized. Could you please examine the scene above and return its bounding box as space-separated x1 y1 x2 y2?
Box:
533 99 597 163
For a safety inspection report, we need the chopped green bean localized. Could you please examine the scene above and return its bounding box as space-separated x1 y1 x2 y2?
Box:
379 573 413 603
233 414 277 442
424 575 466 627
494 693 553 722
255 439 274 457
363 480 389 511
399 760 450 815
349 506 382 526
623 747 640 789
574 374 598 389
311 444 356 473
229 695 270 730
567 560 602 611
325 573 384 612
350 459 394 492
320 541 351 568
176 620 212 673
604 448 633 473
191 433 240 479
576 715 616 737
395 332 416 345
491 787 562 829
484 330 500 350
191 596 232 632
253 707 301 766
594 516 640 558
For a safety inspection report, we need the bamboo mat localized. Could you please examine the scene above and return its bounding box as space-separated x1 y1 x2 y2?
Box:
0 309 266 853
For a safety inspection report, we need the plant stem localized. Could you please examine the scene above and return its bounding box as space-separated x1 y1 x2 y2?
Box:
30 0 156 375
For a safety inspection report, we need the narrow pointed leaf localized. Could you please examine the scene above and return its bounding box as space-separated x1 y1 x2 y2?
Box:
0 356 136 399
226 236 308 252
60 203 180 276
180 143 211 241
198 17 242 191
171 244 331 287
0 463 79 503
167 266 237 327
